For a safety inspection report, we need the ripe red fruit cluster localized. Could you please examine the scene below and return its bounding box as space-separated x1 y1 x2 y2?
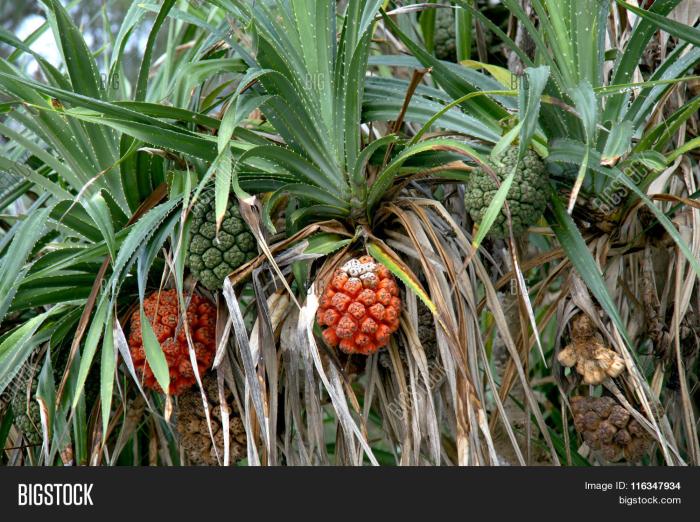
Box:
316 256 401 355
128 289 216 395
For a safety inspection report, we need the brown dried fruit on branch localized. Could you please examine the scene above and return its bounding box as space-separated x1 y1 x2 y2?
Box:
571 396 652 463
557 314 625 384
177 375 246 465
416 300 438 359
379 298 438 369
316 256 401 355
128 289 217 395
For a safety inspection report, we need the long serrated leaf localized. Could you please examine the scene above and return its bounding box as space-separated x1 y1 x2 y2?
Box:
615 0 700 47
367 137 489 213
366 242 436 314
140 308 170 393
0 308 60 396
81 192 117 262
134 0 176 101
604 0 682 121
381 9 506 125
550 139 700 279
303 234 352 256
546 189 633 349
39 0 104 99
70 298 109 410
36 350 56 461
221 278 269 448
518 66 550 158
132 212 182 394
111 198 181 283
0 206 52 323
215 152 233 233
101 311 117 438
603 120 634 161
472 168 515 247
568 81 597 144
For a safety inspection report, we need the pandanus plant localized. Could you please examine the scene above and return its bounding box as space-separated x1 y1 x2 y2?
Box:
0 0 255 464
0 0 505 466
213 0 508 465
384 0 700 464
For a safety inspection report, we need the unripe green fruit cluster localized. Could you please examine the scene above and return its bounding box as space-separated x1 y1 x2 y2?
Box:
464 147 548 239
187 194 257 290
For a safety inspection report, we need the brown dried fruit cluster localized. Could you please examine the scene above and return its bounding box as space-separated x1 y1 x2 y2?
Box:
416 300 438 359
128 289 217 395
380 299 437 369
557 314 625 384
177 375 246 466
571 396 652 463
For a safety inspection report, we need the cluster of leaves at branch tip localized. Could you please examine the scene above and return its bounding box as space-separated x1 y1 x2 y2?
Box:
187 193 257 290
464 147 548 239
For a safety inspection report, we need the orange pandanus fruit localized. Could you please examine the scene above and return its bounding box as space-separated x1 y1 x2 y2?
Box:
316 256 401 355
128 289 216 395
